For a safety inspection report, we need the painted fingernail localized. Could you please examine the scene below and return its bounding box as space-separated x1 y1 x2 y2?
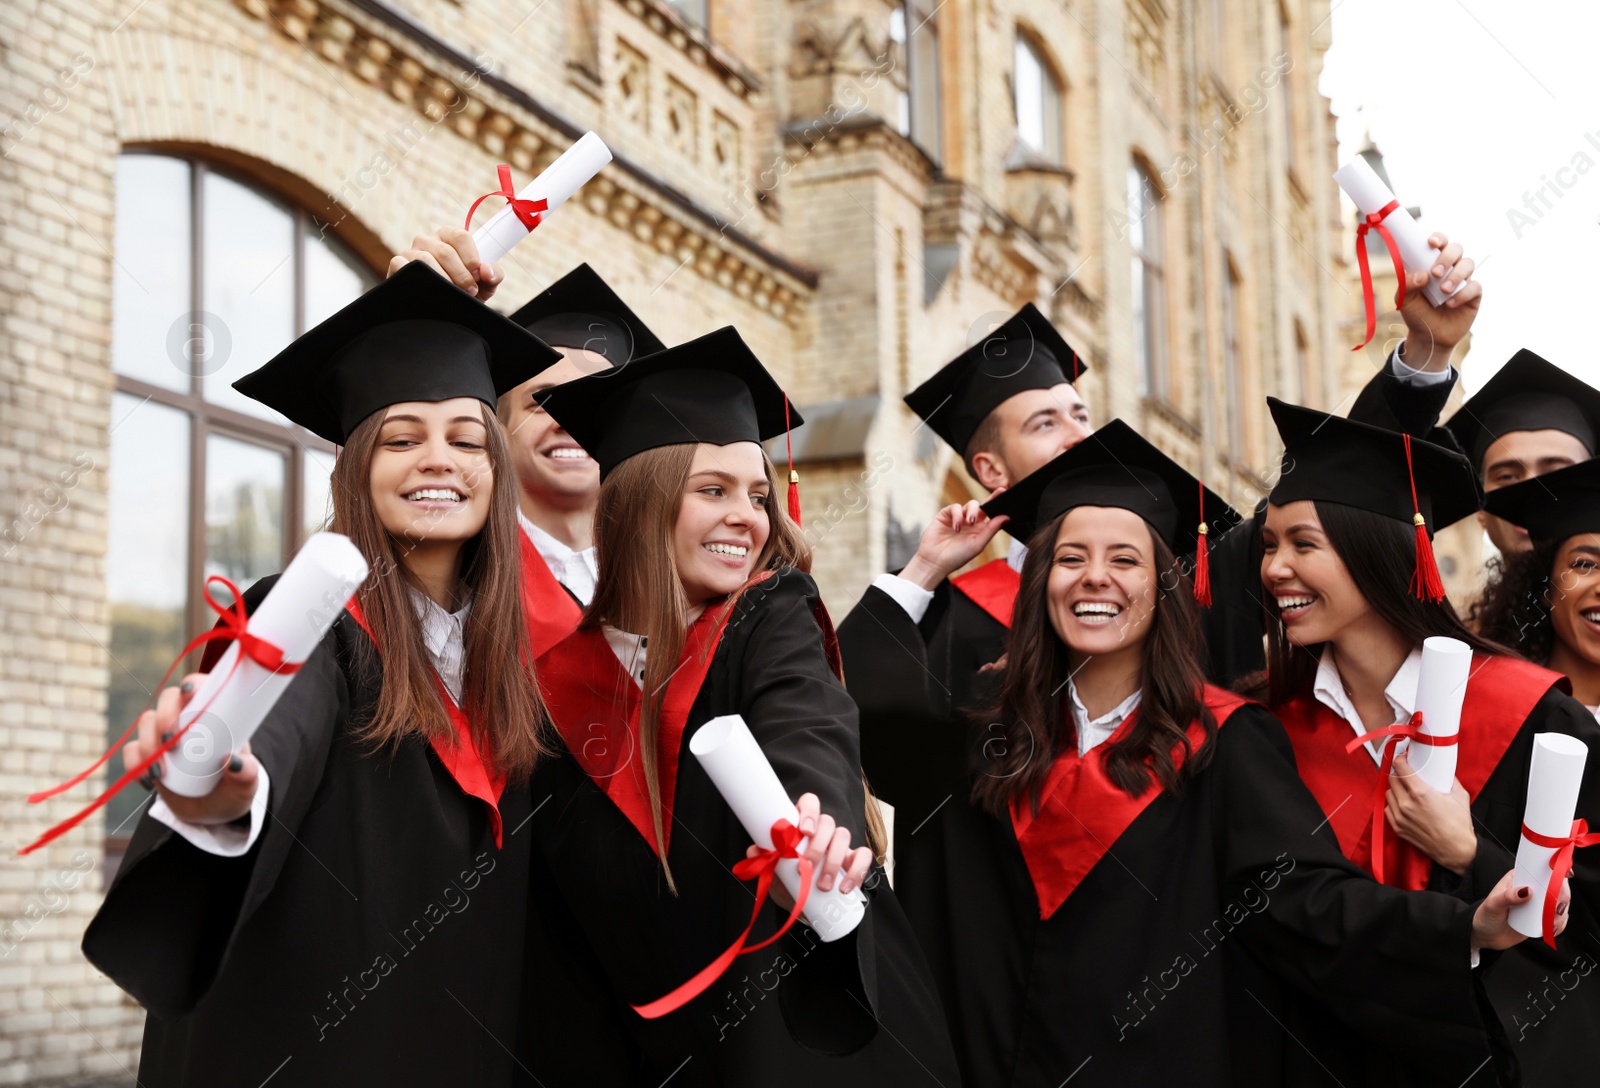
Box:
148 762 162 781
228 754 244 773
180 681 195 694
159 731 171 744
1516 886 1531 900
138 773 154 791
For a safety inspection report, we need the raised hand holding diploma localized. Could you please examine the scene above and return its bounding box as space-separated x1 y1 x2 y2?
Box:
464 131 613 266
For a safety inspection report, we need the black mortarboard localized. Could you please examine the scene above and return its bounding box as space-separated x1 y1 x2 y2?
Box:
234 262 559 444
1482 458 1600 546
904 302 1087 456
1267 398 1482 601
1443 349 1600 470
982 419 1234 604
537 326 801 479
508 263 667 365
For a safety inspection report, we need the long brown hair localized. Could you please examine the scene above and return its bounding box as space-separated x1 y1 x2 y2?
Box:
974 513 1217 817
586 443 811 882
1264 500 1512 708
329 402 550 781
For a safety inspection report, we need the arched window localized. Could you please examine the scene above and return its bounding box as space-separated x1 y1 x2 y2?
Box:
1014 33 1064 165
105 151 375 846
1127 160 1167 398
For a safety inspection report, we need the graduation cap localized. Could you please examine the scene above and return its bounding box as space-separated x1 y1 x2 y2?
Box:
234 262 560 445
537 325 806 516
508 263 667 365
904 302 1087 456
1267 398 1482 602
981 419 1235 604
1482 458 1600 546
1443 349 1600 471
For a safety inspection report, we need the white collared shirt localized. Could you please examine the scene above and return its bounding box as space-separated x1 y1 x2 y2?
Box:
1311 644 1422 764
152 586 471 856
519 510 599 606
1068 680 1143 757
1389 344 1455 387
871 539 1031 625
605 626 648 690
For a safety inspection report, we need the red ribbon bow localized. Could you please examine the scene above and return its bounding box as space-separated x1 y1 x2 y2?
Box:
632 819 815 1019
1344 711 1458 885
464 164 548 235
1352 199 1407 351
19 576 300 855
1521 819 1599 949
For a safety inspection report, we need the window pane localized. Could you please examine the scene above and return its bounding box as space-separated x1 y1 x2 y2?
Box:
112 155 192 392
105 394 191 834
205 433 285 588
303 446 335 540
1015 38 1044 152
665 0 706 30
201 170 296 422
910 16 942 161
304 230 373 329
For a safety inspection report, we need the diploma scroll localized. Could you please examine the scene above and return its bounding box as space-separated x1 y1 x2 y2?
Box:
690 714 868 942
471 132 613 266
160 533 370 797
1333 156 1451 308
1509 732 1589 940
1406 636 1471 793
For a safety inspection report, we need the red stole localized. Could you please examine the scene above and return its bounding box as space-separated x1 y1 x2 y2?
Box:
345 600 507 848
950 558 1020 629
1011 685 1250 919
1275 654 1564 890
519 530 584 660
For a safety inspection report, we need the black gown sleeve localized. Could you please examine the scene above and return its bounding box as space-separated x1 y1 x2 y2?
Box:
730 568 884 1053
836 582 970 811
82 575 348 1018
1216 706 1500 1077
1347 349 1459 437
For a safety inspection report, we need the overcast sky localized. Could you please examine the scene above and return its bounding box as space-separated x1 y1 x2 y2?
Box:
1321 0 1599 392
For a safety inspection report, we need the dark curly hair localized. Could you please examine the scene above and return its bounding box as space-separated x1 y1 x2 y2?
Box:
1470 541 1561 665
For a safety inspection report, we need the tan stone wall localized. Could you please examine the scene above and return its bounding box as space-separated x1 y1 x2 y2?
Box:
0 0 1349 1080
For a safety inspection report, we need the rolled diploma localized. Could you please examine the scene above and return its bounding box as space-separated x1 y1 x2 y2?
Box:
1509 732 1589 939
160 532 371 798
690 714 867 942
472 131 613 266
1407 636 1471 793
1333 156 1450 307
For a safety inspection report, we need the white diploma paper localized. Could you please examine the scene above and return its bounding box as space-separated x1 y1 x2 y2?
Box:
161 532 370 798
471 131 613 266
1406 636 1471 793
1333 156 1451 307
690 714 868 942
1509 732 1589 939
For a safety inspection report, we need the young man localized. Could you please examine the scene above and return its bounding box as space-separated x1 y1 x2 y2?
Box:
1442 348 1600 556
389 230 666 654
841 234 1482 836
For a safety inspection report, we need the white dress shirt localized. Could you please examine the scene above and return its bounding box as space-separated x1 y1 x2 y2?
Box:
1310 644 1422 764
605 626 649 690
519 510 599 606
1068 681 1144 757
152 587 471 856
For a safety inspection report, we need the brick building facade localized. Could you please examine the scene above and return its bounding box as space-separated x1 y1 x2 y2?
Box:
0 0 1347 1079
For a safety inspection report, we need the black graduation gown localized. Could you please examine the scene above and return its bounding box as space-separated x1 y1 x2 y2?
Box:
864 685 1502 1086
1201 357 1465 686
81 574 626 1088
1277 661 1600 1085
532 567 962 1087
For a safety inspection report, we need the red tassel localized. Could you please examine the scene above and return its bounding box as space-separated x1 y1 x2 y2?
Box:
1402 434 1446 602
787 471 802 526
1410 513 1446 602
1192 480 1211 606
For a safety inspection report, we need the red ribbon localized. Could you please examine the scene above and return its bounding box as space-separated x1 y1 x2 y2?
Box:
1352 199 1407 351
1521 819 1599 949
1343 711 1458 885
464 164 548 235
631 819 815 1019
19 576 300 855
